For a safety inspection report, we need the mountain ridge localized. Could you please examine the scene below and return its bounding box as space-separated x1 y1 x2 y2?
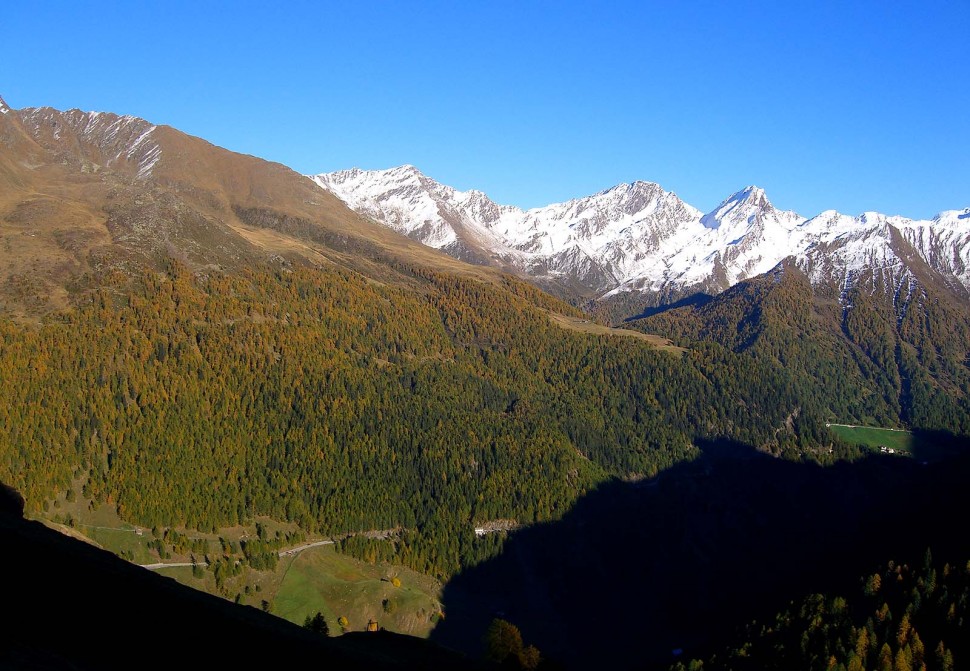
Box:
0 98 508 316
313 165 970 305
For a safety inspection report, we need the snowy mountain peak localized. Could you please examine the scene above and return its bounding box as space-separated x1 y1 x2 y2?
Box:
389 164 422 177
702 185 777 229
932 208 970 229
585 180 668 215
626 179 664 194
735 184 767 204
310 166 970 300
0 95 10 115
599 179 663 197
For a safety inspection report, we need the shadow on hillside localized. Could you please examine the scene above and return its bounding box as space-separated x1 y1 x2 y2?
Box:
624 292 713 321
0 484 480 671
430 437 970 670
910 428 970 463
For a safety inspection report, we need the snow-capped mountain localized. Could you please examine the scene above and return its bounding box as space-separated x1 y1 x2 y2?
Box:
312 166 970 302
313 166 707 291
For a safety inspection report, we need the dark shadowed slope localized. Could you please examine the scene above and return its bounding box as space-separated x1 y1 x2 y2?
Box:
0 485 481 671
431 439 970 670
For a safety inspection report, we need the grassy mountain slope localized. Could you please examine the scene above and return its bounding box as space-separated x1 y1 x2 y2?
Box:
0 99 499 318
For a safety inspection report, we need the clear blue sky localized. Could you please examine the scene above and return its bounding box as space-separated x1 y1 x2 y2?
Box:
2 1 968 218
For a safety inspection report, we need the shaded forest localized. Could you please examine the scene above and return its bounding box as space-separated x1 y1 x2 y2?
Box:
431 440 970 669
1 256 968 669
672 547 968 671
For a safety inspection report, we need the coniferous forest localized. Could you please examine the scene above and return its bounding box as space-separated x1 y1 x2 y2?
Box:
2 249 969 669
1 260 852 578
672 549 968 671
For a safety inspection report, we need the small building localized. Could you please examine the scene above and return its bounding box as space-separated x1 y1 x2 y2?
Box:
367 619 379 632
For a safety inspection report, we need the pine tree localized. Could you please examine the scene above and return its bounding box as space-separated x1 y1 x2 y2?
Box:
485 618 523 664
303 612 329 637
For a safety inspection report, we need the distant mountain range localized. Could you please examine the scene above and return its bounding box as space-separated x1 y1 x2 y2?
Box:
313 166 970 304
5 89 964 315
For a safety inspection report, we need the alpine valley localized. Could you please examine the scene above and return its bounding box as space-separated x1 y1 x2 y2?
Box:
2 97 970 671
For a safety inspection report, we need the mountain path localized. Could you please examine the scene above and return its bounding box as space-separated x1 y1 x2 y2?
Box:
139 528 400 571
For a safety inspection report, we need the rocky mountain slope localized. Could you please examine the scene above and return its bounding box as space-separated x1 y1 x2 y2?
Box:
0 97 495 317
313 166 970 306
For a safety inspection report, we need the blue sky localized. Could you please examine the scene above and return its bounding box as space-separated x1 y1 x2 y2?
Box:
3 1 967 218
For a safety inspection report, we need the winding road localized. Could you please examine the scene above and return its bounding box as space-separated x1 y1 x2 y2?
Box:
140 541 333 571
141 561 198 570
277 539 334 557
139 529 399 571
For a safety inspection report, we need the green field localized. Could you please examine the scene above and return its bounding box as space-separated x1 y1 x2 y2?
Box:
273 545 442 637
828 424 965 462
828 424 914 453
153 544 443 638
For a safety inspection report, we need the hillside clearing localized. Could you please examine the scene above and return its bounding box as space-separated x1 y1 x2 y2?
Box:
273 544 442 636
827 424 965 462
548 312 687 354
